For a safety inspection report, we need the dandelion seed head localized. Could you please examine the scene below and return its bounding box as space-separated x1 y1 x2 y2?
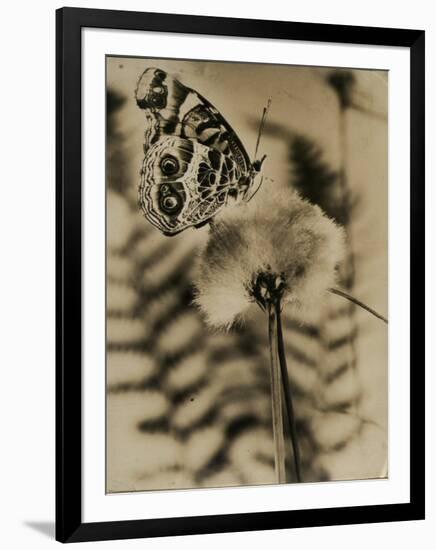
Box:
194 189 345 328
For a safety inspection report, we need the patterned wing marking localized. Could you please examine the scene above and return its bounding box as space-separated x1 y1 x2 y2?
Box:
136 68 265 234
139 136 246 235
136 68 251 175
181 98 250 176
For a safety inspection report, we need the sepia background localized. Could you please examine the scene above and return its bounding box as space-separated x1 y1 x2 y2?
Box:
106 56 388 493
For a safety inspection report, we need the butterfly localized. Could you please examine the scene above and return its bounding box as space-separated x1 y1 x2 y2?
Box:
135 67 268 236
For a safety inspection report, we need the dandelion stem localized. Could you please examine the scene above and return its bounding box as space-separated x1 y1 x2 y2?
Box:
275 301 303 483
267 301 287 484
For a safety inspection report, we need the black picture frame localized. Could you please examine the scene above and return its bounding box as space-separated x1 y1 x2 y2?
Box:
56 7 425 543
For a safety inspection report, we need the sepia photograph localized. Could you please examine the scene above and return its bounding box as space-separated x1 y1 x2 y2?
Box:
0 0 428 547
106 56 388 494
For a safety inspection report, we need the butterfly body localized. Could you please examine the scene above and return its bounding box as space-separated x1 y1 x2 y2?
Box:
136 68 265 235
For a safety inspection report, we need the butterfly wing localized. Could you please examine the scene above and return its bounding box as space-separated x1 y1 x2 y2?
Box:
136 68 251 176
135 67 189 151
139 136 248 235
180 92 251 177
136 68 263 234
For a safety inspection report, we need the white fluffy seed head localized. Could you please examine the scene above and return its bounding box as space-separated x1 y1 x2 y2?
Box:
193 189 345 328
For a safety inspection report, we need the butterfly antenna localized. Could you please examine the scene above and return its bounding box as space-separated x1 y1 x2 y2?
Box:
254 98 272 160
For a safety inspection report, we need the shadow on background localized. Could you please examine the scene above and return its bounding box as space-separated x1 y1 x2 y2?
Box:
24 521 54 539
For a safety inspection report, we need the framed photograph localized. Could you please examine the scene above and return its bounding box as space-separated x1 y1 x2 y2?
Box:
56 7 425 543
